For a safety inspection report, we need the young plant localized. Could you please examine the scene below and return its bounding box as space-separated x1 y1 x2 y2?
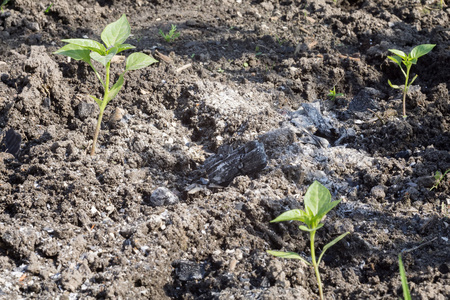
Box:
255 46 262 56
267 181 350 300
387 44 435 118
159 24 180 43
0 0 9 12
327 86 344 101
430 169 450 191
44 3 53 14
54 14 158 156
398 253 412 300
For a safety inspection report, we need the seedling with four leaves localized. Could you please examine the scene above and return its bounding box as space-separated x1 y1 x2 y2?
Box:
54 14 158 155
387 44 435 118
267 181 350 300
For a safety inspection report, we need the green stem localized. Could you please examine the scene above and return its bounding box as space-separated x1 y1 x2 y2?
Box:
90 108 104 156
402 65 411 119
310 230 324 300
90 62 111 156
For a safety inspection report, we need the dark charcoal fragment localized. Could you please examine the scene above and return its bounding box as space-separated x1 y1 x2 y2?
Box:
0 128 21 156
204 140 267 186
172 260 205 282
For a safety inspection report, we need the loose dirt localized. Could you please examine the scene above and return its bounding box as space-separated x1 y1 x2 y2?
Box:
0 0 449 299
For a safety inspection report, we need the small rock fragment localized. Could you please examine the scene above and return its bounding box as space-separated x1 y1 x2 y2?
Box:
172 260 205 281
371 185 386 199
147 187 179 207
77 102 97 120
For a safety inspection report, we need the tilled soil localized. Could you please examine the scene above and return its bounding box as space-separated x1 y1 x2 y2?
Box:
0 0 449 299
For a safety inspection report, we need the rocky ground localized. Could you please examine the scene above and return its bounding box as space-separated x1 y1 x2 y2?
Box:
0 0 449 299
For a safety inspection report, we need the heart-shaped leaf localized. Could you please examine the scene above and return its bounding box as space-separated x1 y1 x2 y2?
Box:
61 38 106 54
388 49 406 59
126 52 158 71
410 44 435 59
270 209 307 223
54 44 91 63
101 14 130 48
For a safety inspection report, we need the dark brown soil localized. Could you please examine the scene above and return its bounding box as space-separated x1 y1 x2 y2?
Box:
0 0 449 299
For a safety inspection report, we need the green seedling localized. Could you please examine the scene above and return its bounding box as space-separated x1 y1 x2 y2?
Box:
44 3 53 14
267 181 350 300
0 0 9 12
159 24 180 43
327 86 344 101
430 169 450 191
54 14 158 156
387 44 435 118
243 62 249 68
255 46 262 56
275 36 286 46
398 253 412 300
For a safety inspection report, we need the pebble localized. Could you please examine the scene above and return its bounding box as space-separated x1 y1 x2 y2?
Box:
147 187 179 207
371 185 385 199
110 107 125 123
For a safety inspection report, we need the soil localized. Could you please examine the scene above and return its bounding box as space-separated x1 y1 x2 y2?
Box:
0 0 449 299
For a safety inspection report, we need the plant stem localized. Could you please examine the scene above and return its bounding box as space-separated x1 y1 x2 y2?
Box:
90 62 111 156
402 65 411 119
90 109 104 156
310 230 324 300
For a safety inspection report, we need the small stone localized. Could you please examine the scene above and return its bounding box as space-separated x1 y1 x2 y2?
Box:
24 20 40 32
110 107 125 123
77 102 97 120
371 185 385 199
147 187 179 207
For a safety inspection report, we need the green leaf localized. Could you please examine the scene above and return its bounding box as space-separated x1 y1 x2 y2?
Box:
388 49 406 59
270 209 308 223
89 95 103 107
105 73 125 104
101 14 131 48
388 79 400 89
61 38 106 54
409 74 418 86
126 52 158 71
267 250 311 266
90 47 118 67
410 44 435 59
299 223 324 232
54 44 91 63
304 181 331 216
387 55 403 68
398 253 412 300
317 232 350 266
116 43 136 54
